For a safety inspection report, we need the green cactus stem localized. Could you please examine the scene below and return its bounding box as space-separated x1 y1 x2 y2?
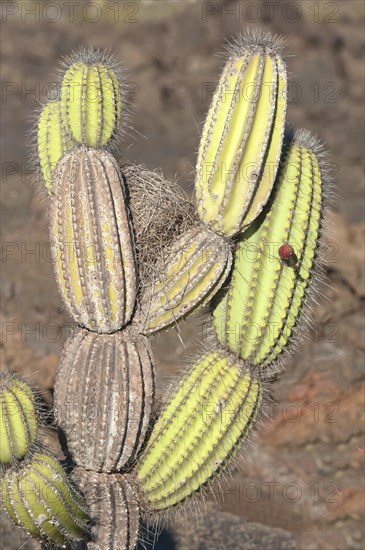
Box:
54 328 154 472
137 227 232 334
0 373 38 465
137 352 262 511
49 148 137 333
195 29 287 237
37 100 75 194
1 452 90 545
213 129 325 368
60 54 121 147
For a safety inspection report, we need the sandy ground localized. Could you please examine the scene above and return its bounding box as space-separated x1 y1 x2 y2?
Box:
0 1 364 549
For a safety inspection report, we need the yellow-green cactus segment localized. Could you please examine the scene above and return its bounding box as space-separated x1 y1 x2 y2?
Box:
61 61 121 147
38 101 74 194
213 133 323 367
137 353 262 510
140 228 232 334
264 145 322 364
0 374 38 464
195 38 287 237
1 452 89 545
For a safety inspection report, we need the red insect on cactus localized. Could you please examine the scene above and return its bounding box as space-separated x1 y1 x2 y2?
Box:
278 243 298 269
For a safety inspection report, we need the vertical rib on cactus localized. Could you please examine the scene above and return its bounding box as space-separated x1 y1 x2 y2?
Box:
74 468 140 550
50 148 137 332
37 100 74 194
195 30 287 237
214 129 326 368
54 328 154 472
0 373 38 465
60 53 121 148
1 452 90 545
138 227 232 334
137 352 262 511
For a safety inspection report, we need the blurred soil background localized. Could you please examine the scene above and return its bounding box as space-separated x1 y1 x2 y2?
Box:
0 1 364 549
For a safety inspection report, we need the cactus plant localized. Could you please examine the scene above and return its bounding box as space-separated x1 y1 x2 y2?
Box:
2 28 333 550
